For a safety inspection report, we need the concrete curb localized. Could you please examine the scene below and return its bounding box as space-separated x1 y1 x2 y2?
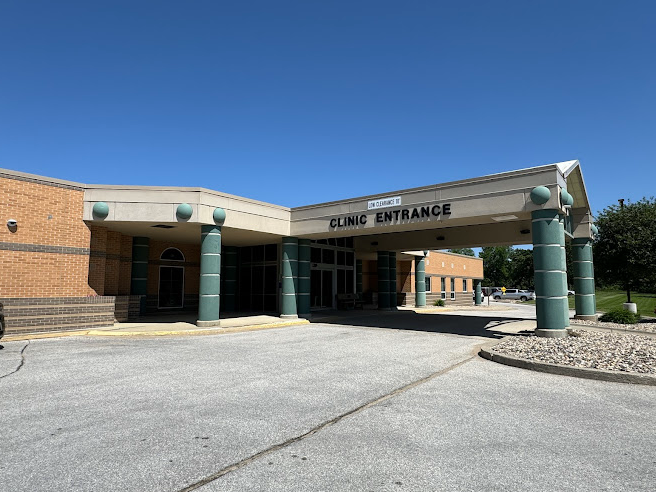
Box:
2 319 310 341
569 322 656 338
479 339 656 386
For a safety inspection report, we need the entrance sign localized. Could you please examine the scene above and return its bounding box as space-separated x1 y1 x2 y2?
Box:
368 196 401 210
329 203 451 229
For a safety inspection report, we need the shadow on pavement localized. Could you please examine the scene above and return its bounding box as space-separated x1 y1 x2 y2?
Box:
313 310 534 339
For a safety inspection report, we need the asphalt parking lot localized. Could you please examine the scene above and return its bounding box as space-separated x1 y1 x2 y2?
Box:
1 310 654 491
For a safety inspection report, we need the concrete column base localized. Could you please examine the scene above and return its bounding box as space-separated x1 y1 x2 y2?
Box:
280 314 299 320
535 329 568 338
197 320 222 328
574 314 598 321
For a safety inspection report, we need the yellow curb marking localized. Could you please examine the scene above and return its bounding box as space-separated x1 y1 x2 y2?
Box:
3 320 310 341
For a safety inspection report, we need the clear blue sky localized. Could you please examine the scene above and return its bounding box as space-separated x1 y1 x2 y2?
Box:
1 1 654 214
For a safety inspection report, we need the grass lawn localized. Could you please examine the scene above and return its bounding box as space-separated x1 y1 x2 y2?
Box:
590 290 656 317
527 290 656 317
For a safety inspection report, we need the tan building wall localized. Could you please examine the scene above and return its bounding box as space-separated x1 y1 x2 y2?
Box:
421 251 483 294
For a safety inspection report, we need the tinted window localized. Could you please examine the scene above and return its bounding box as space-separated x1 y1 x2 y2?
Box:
161 248 184 261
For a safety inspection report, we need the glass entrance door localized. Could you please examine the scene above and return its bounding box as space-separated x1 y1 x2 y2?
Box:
321 270 333 308
159 266 184 308
311 269 334 308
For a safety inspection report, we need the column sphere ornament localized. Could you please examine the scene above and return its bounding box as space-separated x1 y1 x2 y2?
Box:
93 202 109 219
176 203 193 220
560 189 574 207
530 186 551 205
213 207 226 225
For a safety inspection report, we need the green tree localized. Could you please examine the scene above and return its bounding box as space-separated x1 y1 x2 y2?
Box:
479 246 511 287
594 197 656 299
448 248 475 256
509 248 534 290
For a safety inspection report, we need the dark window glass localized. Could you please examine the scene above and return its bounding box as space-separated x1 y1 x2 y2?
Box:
311 270 321 307
241 247 252 264
337 269 346 295
264 266 277 295
336 237 345 247
318 239 328 245
346 270 354 293
265 244 277 262
161 248 184 261
425 277 431 292
251 295 264 312
311 247 321 263
253 245 265 262
346 252 354 266
322 249 334 265
328 238 336 246
264 295 276 312
239 268 252 311
322 270 333 307
345 237 354 249
253 266 265 295
337 250 345 266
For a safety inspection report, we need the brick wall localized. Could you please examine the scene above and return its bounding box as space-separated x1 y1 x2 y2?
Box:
0 175 94 298
104 231 121 294
0 296 115 334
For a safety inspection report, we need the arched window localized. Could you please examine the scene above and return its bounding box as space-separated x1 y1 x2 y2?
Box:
160 248 185 262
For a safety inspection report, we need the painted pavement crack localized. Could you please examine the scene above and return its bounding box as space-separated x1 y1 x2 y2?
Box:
0 341 30 380
176 354 476 492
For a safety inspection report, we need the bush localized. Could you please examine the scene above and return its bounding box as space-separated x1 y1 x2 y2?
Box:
433 299 445 307
599 308 641 324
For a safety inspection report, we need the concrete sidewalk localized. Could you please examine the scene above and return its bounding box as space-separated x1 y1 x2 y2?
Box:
1 314 310 342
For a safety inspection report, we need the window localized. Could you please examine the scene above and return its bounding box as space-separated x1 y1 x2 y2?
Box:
322 248 334 265
160 248 184 261
441 277 446 300
425 276 431 293
463 279 467 292
450 278 455 300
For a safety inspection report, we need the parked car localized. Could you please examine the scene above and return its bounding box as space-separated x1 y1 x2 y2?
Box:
492 289 536 301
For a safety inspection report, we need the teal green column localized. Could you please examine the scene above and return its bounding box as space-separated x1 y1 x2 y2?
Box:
130 236 149 315
532 209 569 337
223 246 238 312
474 279 482 305
572 238 597 320
559 215 571 326
377 251 390 310
415 255 426 307
281 237 299 318
356 259 363 296
298 239 311 318
389 252 397 309
198 224 222 326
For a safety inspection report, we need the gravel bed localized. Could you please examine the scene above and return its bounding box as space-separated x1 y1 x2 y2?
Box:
492 330 656 375
571 318 656 333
